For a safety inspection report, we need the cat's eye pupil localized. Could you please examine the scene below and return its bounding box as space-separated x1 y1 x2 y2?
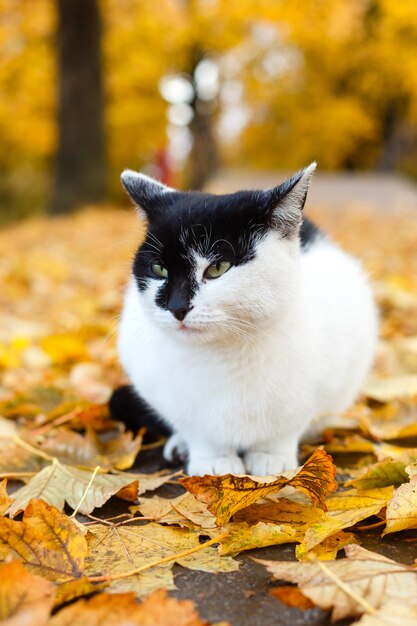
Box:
151 263 168 278
205 260 231 279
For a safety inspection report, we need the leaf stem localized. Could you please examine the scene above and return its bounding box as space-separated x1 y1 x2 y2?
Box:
356 520 386 531
0 471 36 478
13 435 55 463
87 531 229 583
70 465 101 518
315 559 378 615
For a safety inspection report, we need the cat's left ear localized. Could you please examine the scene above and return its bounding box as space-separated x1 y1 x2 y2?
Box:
121 170 176 219
265 162 316 235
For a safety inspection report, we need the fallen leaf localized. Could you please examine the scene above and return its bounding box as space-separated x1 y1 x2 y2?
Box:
0 479 13 514
302 487 394 551
8 460 139 516
172 493 218 528
364 376 417 402
360 400 417 440
0 561 55 626
345 458 408 489
318 434 376 456
85 522 238 597
54 578 107 608
352 602 417 626
0 440 46 476
181 449 337 526
270 586 315 609
0 499 87 581
215 521 298 556
257 544 417 621
295 531 356 561
49 589 216 626
133 493 216 528
119 470 181 495
384 474 417 534
31 427 143 470
234 497 326 529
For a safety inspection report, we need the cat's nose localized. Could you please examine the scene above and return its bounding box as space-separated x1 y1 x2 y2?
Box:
170 306 193 321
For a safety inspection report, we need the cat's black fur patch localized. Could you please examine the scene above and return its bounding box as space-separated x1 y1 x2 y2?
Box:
300 217 321 250
133 190 268 313
109 385 171 439
126 168 320 317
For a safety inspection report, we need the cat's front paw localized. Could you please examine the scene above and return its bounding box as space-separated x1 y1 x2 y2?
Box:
163 433 188 462
244 451 298 476
187 455 245 476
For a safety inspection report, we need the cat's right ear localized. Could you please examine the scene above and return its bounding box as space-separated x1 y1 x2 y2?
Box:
121 170 176 219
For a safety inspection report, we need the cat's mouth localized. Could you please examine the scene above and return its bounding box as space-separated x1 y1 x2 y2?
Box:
178 323 203 334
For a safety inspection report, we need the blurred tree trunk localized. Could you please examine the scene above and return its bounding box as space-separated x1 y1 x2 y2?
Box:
186 29 219 190
188 95 219 190
50 0 106 214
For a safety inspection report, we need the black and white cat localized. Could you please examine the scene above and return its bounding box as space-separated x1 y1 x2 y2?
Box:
116 164 378 476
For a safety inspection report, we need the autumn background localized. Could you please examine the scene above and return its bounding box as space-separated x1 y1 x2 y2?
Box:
2 0 417 217
2 2 417 625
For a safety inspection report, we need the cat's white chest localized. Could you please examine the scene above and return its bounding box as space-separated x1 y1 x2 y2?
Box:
118 287 313 450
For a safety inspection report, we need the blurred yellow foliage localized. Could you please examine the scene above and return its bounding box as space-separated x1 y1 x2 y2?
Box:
1 0 417 193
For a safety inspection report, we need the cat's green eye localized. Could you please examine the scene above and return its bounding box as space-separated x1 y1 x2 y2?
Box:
151 263 168 278
205 261 231 279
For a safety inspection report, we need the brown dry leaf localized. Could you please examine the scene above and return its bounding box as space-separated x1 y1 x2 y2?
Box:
172 493 218 528
0 499 87 581
373 442 417 462
131 495 189 525
116 469 181 496
301 487 394 551
0 440 46 476
0 479 13 514
384 474 417 534
133 493 216 528
270 586 315 610
214 498 328 556
234 497 326 529
30 426 143 470
49 589 217 626
352 602 417 626
8 460 139 516
54 578 107 608
180 449 337 526
0 561 55 626
85 522 238 597
360 400 417 440
319 434 376 456
345 458 408 490
215 521 298 556
363 376 417 402
295 531 356 561
257 544 417 621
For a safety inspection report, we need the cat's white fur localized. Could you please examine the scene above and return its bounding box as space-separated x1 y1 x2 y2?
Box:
118 170 378 476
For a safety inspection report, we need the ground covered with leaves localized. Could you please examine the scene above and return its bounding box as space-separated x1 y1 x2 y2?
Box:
1 204 417 625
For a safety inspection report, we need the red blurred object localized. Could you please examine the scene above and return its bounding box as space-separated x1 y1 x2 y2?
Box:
154 148 173 186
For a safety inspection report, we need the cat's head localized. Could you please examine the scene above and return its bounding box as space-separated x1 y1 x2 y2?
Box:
122 164 316 344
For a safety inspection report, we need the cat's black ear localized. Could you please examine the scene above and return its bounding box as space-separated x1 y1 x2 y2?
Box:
121 170 176 218
265 162 316 234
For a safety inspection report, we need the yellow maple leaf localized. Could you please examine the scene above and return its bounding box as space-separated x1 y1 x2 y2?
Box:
180 448 337 526
0 499 87 582
8 460 139 517
0 561 55 625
